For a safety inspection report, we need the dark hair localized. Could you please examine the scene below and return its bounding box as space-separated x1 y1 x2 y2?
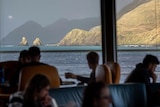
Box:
143 54 159 67
87 51 99 64
82 82 107 107
19 50 30 59
28 46 40 56
23 74 50 107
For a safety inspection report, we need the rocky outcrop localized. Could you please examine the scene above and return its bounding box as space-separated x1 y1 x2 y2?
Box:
19 36 28 46
32 38 42 46
0 17 100 45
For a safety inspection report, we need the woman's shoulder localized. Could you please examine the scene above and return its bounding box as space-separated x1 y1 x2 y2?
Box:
9 91 24 103
9 91 24 107
10 91 23 98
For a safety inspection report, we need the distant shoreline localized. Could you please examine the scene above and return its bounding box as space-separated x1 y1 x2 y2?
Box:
0 45 160 53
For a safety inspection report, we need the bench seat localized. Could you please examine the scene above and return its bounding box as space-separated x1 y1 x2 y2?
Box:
49 83 147 107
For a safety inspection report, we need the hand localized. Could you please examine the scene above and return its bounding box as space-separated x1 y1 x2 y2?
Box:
151 72 157 83
65 72 77 79
41 95 52 107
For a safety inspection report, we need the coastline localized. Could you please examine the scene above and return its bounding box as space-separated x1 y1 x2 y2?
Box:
0 45 160 52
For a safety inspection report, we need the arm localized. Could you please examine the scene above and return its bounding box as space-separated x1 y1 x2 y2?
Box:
77 75 90 83
65 72 90 83
150 72 157 83
139 70 151 84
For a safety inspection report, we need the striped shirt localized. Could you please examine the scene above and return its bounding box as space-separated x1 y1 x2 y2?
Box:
9 91 58 107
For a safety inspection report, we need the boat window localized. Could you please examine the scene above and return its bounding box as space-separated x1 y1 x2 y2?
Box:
0 0 102 81
116 0 160 83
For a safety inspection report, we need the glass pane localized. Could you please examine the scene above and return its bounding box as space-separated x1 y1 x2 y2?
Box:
0 0 101 81
116 0 160 83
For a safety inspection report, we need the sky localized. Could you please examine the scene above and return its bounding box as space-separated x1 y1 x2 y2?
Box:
0 0 133 39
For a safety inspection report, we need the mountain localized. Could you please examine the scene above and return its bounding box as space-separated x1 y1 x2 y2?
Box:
58 26 101 46
59 0 160 46
117 0 150 19
0 21 50 45
44 17 100 43
1 0 157 46
0 17 100 45
117 0 160 45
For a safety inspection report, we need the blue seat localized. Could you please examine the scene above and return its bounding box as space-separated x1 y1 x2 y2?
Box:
109 83 147 107
49 83 147 107
49 86 84 107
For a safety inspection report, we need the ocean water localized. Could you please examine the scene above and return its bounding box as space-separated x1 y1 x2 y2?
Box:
1 46 160 83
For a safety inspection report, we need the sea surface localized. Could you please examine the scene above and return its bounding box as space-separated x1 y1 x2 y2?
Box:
1 45 160 83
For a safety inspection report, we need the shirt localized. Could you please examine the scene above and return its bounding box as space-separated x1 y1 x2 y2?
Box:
9 91 58 107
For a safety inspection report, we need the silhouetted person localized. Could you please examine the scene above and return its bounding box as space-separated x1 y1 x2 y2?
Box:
65 51 99 85
82 82 111 107
28 46 41 62
125 54 159 84
18 50 31 64
9 74 58 107
9 50 31 86
28 46 62 85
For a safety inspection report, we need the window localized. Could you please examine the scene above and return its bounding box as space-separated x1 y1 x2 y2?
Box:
116 0 160 82
0 0 102 81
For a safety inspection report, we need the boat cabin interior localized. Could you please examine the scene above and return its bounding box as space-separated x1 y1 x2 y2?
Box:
0 0 160 107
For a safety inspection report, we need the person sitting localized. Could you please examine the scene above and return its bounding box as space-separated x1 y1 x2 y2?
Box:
10 46 62 86
65 51 99 85
28 46 62 84
9 47 44 86
82 82 111 107
125 54 159 84
9 74 58 107
23 46 46 66
28 46 41 63
18 50 31 64
9 50 31 86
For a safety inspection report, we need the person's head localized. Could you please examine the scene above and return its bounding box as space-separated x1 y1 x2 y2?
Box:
28 46 41 62
24 74 50 101
19 50 31 64
142 54 159 73
87 51 99 70
82 82 111 107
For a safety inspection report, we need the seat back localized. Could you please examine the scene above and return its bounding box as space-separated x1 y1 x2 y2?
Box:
0 61 20 81
50 83 147 107
49 86 84 107
107 62 120 83
18 64 60 91
95 64 112 84
146 83 160 107
109 83 147 107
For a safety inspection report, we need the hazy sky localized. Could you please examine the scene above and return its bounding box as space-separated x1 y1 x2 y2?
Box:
0 0 133 39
